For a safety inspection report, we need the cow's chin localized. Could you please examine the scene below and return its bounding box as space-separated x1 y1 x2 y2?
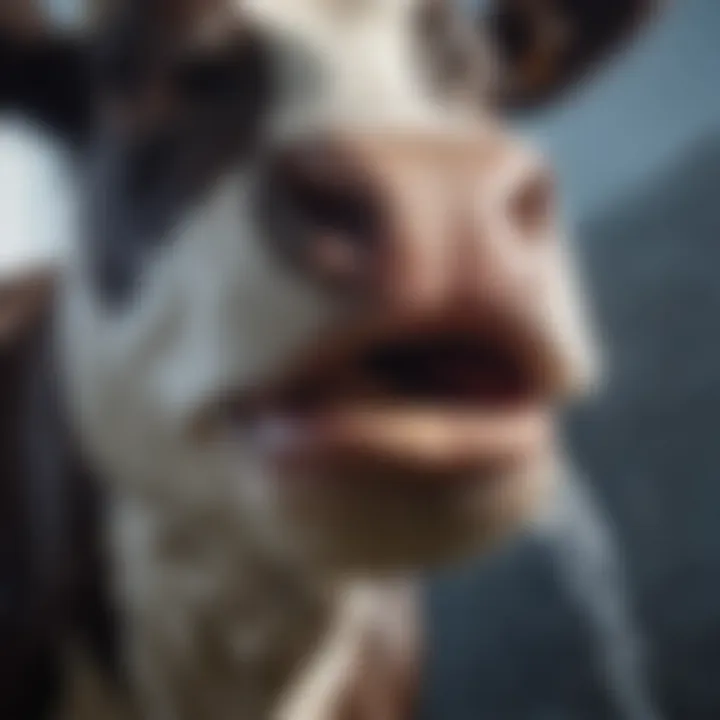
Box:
263 446 558 576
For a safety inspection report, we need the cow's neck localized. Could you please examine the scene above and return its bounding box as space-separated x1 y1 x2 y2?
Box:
107 489 336 719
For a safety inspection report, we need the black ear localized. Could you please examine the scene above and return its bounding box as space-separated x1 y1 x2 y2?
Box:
0 12 92 146
484 0 663 111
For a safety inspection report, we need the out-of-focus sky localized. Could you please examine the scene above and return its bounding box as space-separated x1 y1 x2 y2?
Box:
1 0 718 269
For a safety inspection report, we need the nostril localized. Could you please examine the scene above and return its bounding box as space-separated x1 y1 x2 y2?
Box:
256 141 383 286
279 165 378 243
508 169 555 241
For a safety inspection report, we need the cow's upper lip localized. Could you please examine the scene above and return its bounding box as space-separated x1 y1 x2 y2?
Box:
207 317 558 476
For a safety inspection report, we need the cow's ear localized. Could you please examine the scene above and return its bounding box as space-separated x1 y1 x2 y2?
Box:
0 273 54 346
484 0 663 111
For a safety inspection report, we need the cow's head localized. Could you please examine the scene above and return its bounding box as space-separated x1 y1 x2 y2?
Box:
24 0 655 575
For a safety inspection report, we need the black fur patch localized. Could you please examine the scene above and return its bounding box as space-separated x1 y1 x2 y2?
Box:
86 35 273 307
0 32 92 145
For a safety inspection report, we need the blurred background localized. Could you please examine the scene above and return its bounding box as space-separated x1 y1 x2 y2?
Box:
2 1 720 718
423 2 720 718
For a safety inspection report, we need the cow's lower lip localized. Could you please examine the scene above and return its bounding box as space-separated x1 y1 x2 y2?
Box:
251 403 552 477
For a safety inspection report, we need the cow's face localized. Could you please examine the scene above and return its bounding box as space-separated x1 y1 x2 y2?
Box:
56 0 648 574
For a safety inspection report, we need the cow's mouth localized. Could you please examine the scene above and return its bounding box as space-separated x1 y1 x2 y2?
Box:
210 319 556 477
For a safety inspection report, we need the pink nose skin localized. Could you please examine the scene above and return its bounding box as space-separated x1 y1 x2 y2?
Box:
251 131 560 479
261 131 556 320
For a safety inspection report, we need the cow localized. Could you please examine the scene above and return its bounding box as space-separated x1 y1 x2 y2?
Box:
0 1 662 718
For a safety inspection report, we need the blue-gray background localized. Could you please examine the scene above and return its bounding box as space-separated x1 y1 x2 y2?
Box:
530 0 720 220
423 2 720 718
3 1 720 718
